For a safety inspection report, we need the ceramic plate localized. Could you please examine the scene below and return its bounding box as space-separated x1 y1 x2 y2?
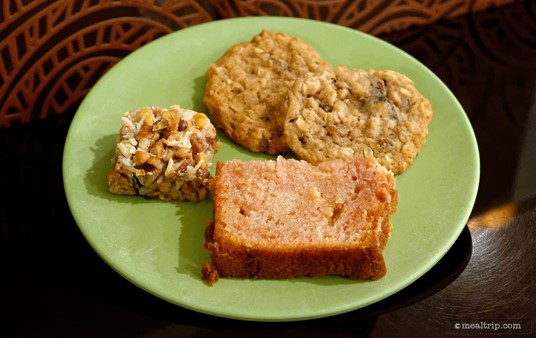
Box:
63 17 479 321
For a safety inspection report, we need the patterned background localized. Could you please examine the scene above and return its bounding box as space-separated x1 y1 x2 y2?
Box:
1 3 535 335
0 0 517 127
1 0 534 239
378 2 536 212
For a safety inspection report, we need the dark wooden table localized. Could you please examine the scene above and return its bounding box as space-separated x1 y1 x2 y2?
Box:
2 3 535 337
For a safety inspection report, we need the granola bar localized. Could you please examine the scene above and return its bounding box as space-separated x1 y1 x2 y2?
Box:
107 105 219 201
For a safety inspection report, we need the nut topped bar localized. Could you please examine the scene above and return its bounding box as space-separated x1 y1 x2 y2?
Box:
107 105 219 201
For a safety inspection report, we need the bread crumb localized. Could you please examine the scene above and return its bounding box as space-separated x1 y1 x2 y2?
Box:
201 263 219 286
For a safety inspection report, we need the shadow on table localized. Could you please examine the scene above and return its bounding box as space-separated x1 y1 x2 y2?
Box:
77 118 473 337
331 225 472 322
131 224 473 336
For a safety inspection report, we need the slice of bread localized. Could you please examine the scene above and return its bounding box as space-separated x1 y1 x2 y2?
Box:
202 156 397 285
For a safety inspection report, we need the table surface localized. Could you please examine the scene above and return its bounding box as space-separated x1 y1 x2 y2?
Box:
2 3 535 337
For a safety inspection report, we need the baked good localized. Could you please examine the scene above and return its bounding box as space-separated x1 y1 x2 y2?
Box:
202 156 397 285
283 66 432 174
107 105 219 201
203 30 332 155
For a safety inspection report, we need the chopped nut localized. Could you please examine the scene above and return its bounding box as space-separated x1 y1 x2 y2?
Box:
146 155 161 169
194 113 208 129
196 153 207 169
108 105 219 201
175 147 191 158
133 149 151 165
138 124 153 138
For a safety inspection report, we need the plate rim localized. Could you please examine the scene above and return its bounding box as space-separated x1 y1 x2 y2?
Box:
62 16 480 322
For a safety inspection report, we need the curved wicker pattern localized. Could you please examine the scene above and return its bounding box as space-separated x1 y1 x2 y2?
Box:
211 0 514 35
0 0 214 127
0 0 514 127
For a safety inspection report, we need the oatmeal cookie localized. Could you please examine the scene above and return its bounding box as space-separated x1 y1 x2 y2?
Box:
108 105 219 201
203 30 332 154
284 66 432 174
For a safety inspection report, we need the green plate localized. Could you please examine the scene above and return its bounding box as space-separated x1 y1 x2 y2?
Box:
63 17 479 321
